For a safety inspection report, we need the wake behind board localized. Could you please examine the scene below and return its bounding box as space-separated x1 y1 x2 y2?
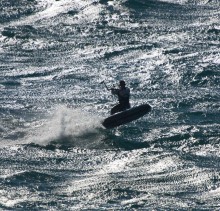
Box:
102 104 151 129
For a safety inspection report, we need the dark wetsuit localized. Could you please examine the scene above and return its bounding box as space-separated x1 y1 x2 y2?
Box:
111 87 131 115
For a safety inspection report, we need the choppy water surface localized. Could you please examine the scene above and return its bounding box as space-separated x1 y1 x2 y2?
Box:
0 0 220 210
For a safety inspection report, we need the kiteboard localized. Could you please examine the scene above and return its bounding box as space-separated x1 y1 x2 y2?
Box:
102 103 151 129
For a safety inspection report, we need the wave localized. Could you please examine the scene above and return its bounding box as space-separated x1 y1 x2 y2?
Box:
0 0 38 24
0 0 219 27
0 80 21 87
1 170 58 186
126 0 219 6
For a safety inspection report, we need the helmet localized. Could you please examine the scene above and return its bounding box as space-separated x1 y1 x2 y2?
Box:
119 80 126 86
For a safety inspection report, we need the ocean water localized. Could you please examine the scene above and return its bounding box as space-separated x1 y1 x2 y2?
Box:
0 0 220 210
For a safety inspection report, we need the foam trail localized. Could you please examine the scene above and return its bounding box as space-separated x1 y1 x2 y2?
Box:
28 106 104 147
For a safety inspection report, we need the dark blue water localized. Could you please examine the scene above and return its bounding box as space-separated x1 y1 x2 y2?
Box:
0 0 220 209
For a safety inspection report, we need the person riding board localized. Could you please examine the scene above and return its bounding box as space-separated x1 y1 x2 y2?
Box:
110 80 131 115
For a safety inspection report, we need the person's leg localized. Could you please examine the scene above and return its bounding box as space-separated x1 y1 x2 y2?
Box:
111 104 122 115
126 103 131 109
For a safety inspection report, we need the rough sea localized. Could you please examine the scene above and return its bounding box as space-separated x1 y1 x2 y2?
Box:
0 0 220 210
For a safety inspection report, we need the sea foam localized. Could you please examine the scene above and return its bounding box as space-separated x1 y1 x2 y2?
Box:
28 106 104 146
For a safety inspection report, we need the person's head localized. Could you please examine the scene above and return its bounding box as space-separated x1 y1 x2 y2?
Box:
119 80 126 87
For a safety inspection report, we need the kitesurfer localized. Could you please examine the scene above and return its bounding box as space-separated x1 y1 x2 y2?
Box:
110 80 131 115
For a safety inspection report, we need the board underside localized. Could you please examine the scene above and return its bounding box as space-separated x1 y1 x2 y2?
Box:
102 104 151 129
